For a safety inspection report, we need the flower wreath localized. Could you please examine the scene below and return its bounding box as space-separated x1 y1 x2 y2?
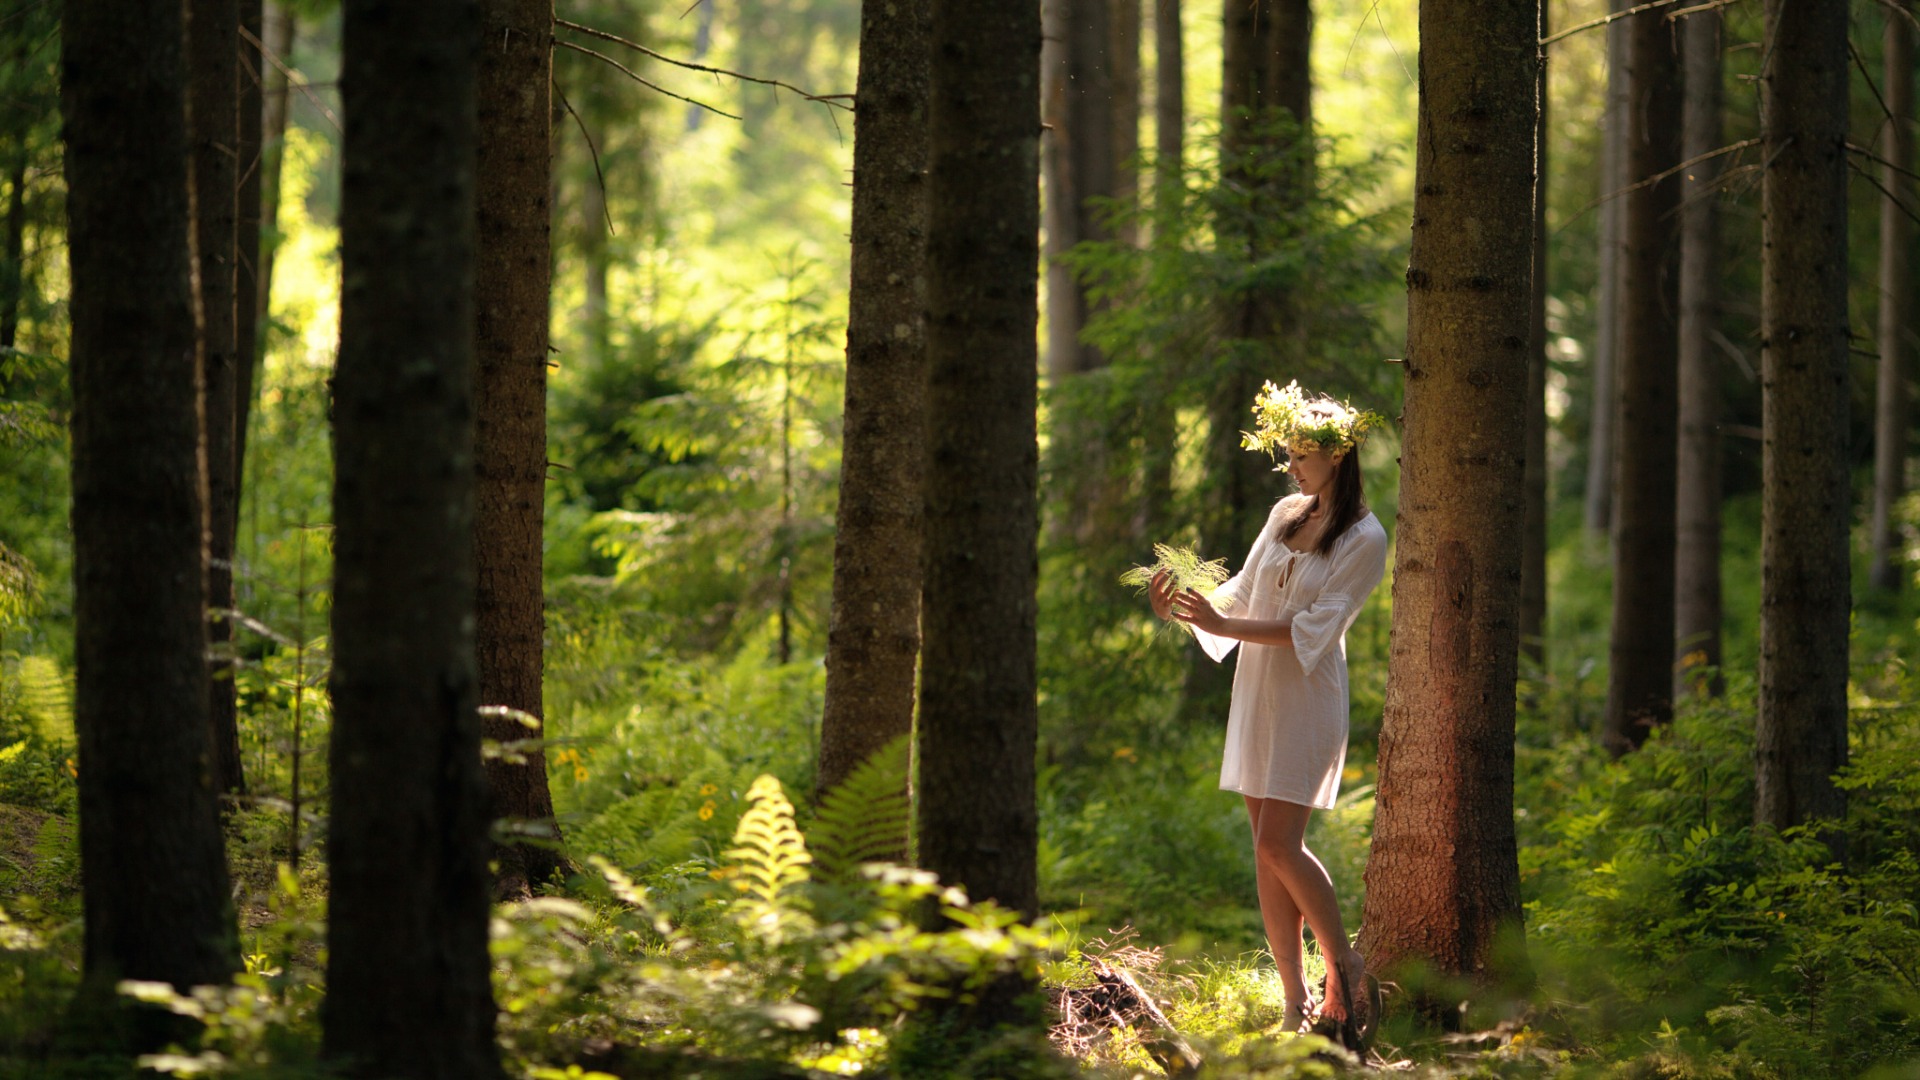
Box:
1240 379 1385 472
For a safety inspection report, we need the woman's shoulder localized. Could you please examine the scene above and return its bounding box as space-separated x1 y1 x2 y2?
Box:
1271 494 1311 519
1337 510 1389 552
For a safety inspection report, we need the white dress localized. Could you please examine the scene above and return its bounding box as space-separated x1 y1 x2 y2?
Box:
1191 496 1389 809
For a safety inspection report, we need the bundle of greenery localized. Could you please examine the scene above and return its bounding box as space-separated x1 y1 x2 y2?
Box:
1120 544 1233 635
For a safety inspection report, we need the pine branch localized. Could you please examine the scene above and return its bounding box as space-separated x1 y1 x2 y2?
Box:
553 39 741 121
553 18 852 111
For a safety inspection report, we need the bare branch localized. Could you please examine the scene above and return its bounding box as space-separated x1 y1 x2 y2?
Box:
553 80 616 236
553 39 741 121
1540 0 1739 47
553 18 851 111
237 22 340 133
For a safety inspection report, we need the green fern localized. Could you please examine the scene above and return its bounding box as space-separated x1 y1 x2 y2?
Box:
808 734 912 889
724 774 813 942
1120 543 1234 635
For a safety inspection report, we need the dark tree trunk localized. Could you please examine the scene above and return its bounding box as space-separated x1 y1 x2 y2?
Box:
1358 0 1535 988
1187 0 1311 716
323 0 502 1075
476 0 565 899
919 0 1041 917
253 3 295 356
1519 0 1548 667
190 0 248 800
1675 4 1724 698
1137 0 1182 541
1601 3 1681 754
1754 0 1849 835
1042 0 1113 384
233 0 263 608
816 0 930 815
0 145 24 353
1111 0 1140 240
1585 0 1628 535
1872 0 1913 593
61 0 240 1005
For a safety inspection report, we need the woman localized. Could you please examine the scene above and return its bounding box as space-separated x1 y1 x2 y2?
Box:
1147 382 1387 1046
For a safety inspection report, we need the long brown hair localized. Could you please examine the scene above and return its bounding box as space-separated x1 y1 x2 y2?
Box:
1278 449 1367 556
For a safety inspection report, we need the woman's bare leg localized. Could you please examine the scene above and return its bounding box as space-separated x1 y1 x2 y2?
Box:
1244 796 1312 1020
1246 796 1364 1023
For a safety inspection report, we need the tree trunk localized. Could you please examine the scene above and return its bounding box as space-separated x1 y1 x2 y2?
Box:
253 3 294 356
919 0 1041 918
233 0 263 627
475 0 564 899
1674 4 1724 698
1585 0 1628 535
1112 0 1141 242
815 0 930 816
1358 0 1535 989
1042 0 1114 384
323 0 502 1074
0 146 24 354
1872 0 1913 593
1187 0 1311 717
1519 0 1548 667
1601 3 1681 754
1754 0 1849 835
190 0 248 800
1137 0 1182 541
61 0 240 1006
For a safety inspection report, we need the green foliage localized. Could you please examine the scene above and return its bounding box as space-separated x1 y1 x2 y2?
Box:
806 733 911 891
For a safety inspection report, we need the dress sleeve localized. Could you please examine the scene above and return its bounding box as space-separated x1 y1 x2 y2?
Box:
1288 521 1388 677
1191 501 1289 663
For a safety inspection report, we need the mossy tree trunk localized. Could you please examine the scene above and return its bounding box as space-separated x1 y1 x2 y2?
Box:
1872 0 1912 594
323 0 502 1074
475 0 565 898
1754 0 1850 836
1602 0 1681 754
918 0 1041 919
61 0 240 1010
1357 0 1534 990
816 0 930 817
1675 5 1725 699
190 0 248 798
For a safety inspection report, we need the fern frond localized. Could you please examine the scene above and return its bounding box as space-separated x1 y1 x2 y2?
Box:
809 734 912 888
724 774 812 942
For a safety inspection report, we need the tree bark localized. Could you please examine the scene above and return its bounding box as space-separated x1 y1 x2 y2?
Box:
1042 0 1114 384
0 145 24 355
919 0 1041 917
1674 4 1724 698
1754 0 1849 835
61 0 240 1004
1137 0 1182 540
1601 3 1681 754
1358 0 1535 989
475 0 565 899
816 0 930 815
1519 0 1548 667
191 0 248 799
323 0 502 1074
1872 0 1913 593
253 3 294 357
233 0 262 570
1112 0 1141 241
1585 0 1629 535
1187 0 1312 717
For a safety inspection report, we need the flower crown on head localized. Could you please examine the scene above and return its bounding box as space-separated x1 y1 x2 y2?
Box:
1240 380 1385 472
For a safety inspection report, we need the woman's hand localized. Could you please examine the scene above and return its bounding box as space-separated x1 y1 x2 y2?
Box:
1148 569 1176 620
1171 589 1228 635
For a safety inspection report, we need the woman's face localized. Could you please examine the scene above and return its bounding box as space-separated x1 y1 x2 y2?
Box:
1288 449 1337 497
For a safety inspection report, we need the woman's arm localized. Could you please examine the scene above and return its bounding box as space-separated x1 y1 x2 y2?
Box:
1170 590 1295 647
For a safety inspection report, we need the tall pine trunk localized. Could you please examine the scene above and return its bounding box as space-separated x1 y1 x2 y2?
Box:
1111 0 1141 241
1137 0 1182 541
253 3 295 358
475 0 565 898
1601 3 1681 754
1872 0 1913 593
1754 0 1849 835
233 0 263 607
1188 0 1311 717
1675 5 1724 698
1519 0 1548 667
1357 0 1534 988
1585 0 1628 535
919 0 1041 918
62 0 240 1007
1042 0 1113 384
816 0 930 812
323 0 502 1073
